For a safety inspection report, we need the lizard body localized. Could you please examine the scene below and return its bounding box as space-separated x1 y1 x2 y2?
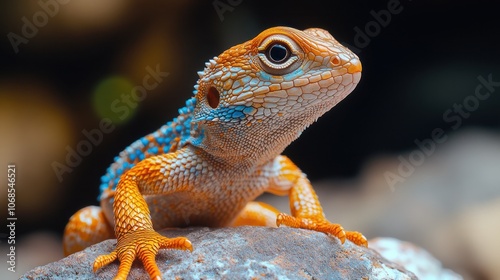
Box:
63 26 366 280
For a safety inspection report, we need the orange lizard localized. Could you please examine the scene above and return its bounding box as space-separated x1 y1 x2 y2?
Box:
63 26 366 279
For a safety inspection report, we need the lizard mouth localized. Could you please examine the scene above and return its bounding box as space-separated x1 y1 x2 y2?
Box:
352 71 362 84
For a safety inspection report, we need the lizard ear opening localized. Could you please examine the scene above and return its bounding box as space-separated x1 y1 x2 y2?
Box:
207 86 220 109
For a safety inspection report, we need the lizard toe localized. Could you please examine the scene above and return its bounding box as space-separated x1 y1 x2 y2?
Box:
277 213 349 244
346 231 368 247
94 230 192 279
93 251 118 272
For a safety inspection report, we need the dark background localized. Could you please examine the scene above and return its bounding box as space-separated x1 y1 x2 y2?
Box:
0 0 499 277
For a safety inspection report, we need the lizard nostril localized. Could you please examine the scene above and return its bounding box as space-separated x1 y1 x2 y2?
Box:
331 56 340 66
207 86 220 108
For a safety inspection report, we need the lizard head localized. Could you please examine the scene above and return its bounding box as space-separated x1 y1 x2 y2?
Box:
191 26 361 163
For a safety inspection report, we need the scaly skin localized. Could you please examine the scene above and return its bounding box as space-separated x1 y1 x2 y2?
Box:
63 26 367 279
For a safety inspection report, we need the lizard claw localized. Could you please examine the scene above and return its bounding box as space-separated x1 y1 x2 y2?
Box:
93 230 192 280
277 213 367 247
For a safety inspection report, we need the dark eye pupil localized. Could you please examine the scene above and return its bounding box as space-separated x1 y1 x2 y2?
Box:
267 44 289 63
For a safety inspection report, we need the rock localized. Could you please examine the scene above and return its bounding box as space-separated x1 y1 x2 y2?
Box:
0 231 63 280
370 237 463 280
256 129 500 279
21 227 416 280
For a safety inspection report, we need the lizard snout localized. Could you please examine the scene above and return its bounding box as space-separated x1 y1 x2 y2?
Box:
347 57 362 74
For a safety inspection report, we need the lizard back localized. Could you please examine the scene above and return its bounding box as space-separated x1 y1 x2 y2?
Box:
99 96 197 198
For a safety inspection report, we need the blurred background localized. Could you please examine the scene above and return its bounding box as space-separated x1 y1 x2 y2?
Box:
0 0 499 279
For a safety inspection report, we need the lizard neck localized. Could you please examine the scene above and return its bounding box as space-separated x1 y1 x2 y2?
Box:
188 108 318 168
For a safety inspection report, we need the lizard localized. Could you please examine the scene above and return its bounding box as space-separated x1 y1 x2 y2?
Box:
62 26 367 280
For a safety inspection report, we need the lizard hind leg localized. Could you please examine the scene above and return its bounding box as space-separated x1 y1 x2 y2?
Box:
230 201 281 227
275 174 368 247
269 156 368 247
63 206 115 256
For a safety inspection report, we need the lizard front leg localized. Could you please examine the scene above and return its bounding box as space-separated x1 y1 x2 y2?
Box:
93 148 195 280
269 156 368 247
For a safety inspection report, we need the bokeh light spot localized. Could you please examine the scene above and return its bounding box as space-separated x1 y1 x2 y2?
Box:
92 76 135 125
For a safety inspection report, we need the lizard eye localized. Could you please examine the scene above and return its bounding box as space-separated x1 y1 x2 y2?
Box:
266 43 290 64
257 35 302 75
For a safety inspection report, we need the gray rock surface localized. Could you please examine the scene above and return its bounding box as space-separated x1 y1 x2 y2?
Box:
21 227 416 280
370 237 463 280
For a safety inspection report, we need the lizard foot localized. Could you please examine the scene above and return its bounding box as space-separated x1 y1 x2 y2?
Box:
93 230 192 280
276 213 368 247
